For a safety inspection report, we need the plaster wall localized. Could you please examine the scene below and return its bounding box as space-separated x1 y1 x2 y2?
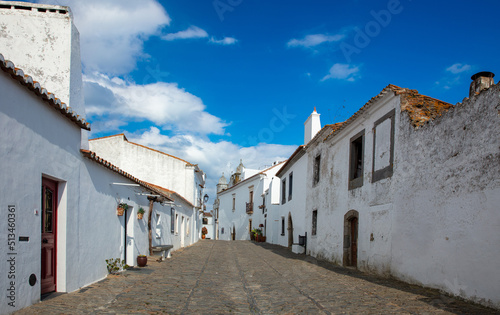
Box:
275 154 308 248
0 2 85 118
217 164 282 241
89 137 202 206
391 84 500 308
0 67 84 312
305 93 398 271
0 70 189 314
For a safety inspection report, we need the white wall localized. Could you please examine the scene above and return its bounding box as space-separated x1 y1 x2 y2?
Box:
305 93 398 268
89 136 203 206
391 84 500 308
0 2 85 118
274 153 308 248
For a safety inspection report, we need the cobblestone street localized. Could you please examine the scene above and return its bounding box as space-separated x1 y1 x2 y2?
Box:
16 240 497 314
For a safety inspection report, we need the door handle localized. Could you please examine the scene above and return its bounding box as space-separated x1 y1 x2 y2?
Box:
42 239 48 244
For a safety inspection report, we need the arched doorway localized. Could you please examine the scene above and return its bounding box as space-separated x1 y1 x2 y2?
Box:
287 213 293 247
343 210 359 267
232 225 235 241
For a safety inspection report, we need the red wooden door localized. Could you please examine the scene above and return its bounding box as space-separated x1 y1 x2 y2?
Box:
350 218 358 267
41 178 57 294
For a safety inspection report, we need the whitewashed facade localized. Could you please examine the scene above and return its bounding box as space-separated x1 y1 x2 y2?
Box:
0 2 203 313
216 162 285 241
302 83 500 308
88 134 206 210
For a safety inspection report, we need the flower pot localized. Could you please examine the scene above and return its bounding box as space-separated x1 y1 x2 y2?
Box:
261 236 266 242
116 207 125 216
137 213 144 220
202 234 206 239
137 256 147 267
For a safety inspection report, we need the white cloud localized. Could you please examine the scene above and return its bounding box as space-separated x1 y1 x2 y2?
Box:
128 127 296 200
37 0 171 75
446 63 471 74
84 74 228 135
322 63 360 82
162 26 208 41
287 33 345 48
209 37 238 45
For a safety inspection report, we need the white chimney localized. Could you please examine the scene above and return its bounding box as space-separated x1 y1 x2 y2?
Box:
304 108 321 144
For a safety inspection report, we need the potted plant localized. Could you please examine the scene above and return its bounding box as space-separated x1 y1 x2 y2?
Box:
137 255 147 267
137 207 145 220
201 226 208 239
117 203 128 216
255 228 263 242
250 229 257 241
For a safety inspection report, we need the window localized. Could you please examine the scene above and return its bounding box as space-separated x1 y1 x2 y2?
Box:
281 216 285 236
262 195 265 214
281 178 286 204
170 208 175 233
372 109 395 182
175 213 179 234
312 210 318 236
186 218 190 235
202 217 208 225
249 190 253 203
288 172 293 201
313 154 321 185
349 130 365 190
232 194 236 211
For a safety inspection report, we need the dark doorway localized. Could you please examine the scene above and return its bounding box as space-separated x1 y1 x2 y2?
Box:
350 217 358 266
41 178 57 294
232 225 235 241
343 210 359 267
287 213 293 247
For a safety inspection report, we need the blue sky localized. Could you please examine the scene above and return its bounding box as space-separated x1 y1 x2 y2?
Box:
24 0 500 198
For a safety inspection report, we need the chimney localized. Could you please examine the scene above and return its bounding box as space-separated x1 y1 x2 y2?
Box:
304 108 321 145
469 71 495 97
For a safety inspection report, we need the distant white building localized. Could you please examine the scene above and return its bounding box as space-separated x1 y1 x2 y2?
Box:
216 160 285 241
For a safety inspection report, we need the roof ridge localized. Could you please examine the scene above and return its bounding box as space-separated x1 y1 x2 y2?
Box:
0 53 90 131
81 149 173 202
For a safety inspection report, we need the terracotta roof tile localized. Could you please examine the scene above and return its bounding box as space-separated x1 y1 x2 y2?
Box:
81 149 174 202
0 53 91 130
321 84 454 144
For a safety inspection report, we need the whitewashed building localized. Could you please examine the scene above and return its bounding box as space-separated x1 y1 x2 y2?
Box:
0 2 202 313
216 161 285 241
302 80 499 308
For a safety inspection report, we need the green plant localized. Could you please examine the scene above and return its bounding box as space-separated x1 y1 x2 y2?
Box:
138 207 145 214
105 258 129 274
254 228 262 235
118 203 129 211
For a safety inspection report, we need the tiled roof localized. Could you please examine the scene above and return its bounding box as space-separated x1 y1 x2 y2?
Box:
0 53 90 131
81 149 174 202
89 134 194 166
322 84 453 143
143 182 195 208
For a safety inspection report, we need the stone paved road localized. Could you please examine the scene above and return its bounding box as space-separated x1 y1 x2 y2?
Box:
16 240 498 314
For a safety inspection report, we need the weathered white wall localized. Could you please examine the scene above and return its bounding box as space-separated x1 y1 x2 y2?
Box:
0 2 85 118
392 84 500 308
274 153 308 248
89 136 203 206
304 93 398 268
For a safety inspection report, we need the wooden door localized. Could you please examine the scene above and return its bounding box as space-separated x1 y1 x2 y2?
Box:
41 178 57 294
350 217 358 267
